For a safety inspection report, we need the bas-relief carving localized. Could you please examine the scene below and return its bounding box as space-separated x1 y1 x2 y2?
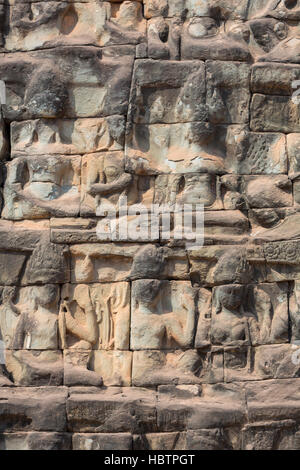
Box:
3 285 59 351
3 156 81 220
81 151 154 217
131 280 196 350
211 283 289 347
0 48 134 121
10 116 126 158
59 282 130 350
144 0 300 62
69 243 190 283
126 124 288 176
23 233 69 285
5 1 146 51
154 173 222 209
1 0 300 450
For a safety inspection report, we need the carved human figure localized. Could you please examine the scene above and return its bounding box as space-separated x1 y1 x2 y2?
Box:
85 153 135 213
221 175 245 210
211 284 251 346
59 284 98 350
3 156 80 220
131 280 196 350
0 287 20 349
24 233 69 285
0 287 19 385
290 280 300 343
11 285 59 350
211 283 286 347
172 173 219 207
251 284 288 345
93 283 130 350
59 283 130 351
58 284 103 386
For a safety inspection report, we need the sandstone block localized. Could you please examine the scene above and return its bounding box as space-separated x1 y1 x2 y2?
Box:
73 433 132 450
0 387 68 432
67 387 157 433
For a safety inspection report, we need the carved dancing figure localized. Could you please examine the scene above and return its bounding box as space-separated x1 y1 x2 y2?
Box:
59 284 98 349
132 279 195 350
86 154 133 211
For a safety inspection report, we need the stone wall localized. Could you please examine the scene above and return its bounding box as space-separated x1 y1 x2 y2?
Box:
1 0 300 450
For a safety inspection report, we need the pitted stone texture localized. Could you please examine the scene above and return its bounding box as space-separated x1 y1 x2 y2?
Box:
11 116 125 158
0 387 68 432
0 47 134 120
5 1 146 51
1 0 300 451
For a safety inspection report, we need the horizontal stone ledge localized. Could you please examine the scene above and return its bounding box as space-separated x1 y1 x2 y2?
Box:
11 116 126 157
0 432 72 450
0 386 68 432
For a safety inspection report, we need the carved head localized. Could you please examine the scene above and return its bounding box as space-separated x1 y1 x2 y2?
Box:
130 244 165 279
215 284 244 313
25 234 68 284
104 155 124 183
133 279 162 307
32 284 59 309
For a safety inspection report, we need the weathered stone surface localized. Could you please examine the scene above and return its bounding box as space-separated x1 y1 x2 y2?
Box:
143 0 210 19
253 344 300 380
11 116 125 157
0 47 134 120
0 432 71 450
206 61 250 125
251 94 300 133
69 243 189 282
155 173 222 209
245 379 300 422
287 134 300 178
0 387 68 432
22 233 70 285
251 63 300 96
189 245 254 286
60 282 130 350
3 155 81 219
258 37 300 64
225 129 287 174
133 431 186 450
73 433 132 450
157 382 246 431
242 421 300 451
128 60 207 124
147 17 181 60
5 1 146 51
126 123 288 175
290 280 300 342
89 350 132 386
186 428 237 450
126 121 220 174
131 280 196 350
132 349 220 386
181 21 251 62
67 387 157 433
221 175 292 210
6 350 63 386
64 354 103 388
1 0 300 451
